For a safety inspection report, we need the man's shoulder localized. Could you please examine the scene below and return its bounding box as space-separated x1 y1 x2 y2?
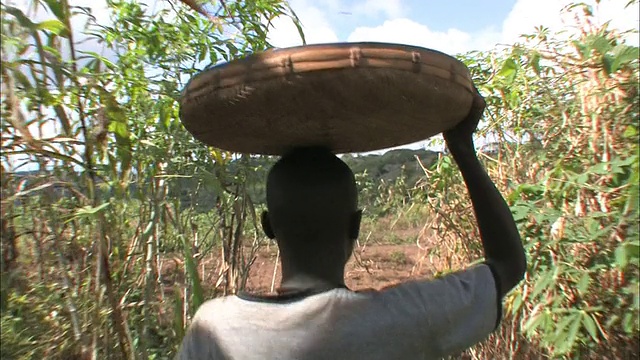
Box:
364 263 497 308
199 294 237 307
192 295 239 321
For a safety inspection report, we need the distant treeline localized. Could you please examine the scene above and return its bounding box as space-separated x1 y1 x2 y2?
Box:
9 148 440 211
187 148 440 209
343 148 439 185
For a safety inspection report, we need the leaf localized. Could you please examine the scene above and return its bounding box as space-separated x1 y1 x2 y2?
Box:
611 44 639 73
573 40 590 59
226 42 239 58
10 68 33 91
78 51 116 70
625 163 639 214
622 313 635 334
498 58 518 84
510 291 523 313
43 0 67 23
286 2 306 46
615 243 628 268
556 314 582 354
4 6 36 30
108 121 128 139
529 51 541 75
70 203 111 221
589 162 610 175
582 313 599 342
602 54 614 75
575 172 589 184
577 273 590 295
511 203 531 222
181 234 204 312
36 20 68 37
43 44 62 61
531 269 555 299
550 314 574 346
625 241 640 263
198 47 208 62
623 125 638 138
100 88 132 180
586 34 613 55
523 311 548 334
2 182 55 202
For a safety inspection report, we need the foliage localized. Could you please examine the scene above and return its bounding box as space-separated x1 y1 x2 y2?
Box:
354 3 640 358
0 0 638 359
435 4 639 358
1 0 302 358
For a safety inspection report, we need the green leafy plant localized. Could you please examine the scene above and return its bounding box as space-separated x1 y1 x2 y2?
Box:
1 0 303 358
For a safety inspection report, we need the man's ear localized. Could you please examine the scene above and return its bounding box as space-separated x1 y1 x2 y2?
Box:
348 209 363 240
261 211 275 239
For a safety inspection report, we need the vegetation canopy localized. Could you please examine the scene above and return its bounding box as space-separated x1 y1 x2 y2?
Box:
0 0 638 359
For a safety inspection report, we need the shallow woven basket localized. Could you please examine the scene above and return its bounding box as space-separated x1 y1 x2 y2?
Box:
179 42 475 155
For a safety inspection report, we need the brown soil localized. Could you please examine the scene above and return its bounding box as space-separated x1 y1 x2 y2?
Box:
159 241 451 301
238 244 435 294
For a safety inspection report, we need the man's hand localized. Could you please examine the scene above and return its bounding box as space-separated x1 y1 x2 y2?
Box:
443 89 486 150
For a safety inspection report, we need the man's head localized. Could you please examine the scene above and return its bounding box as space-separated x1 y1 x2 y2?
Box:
261 147 362 265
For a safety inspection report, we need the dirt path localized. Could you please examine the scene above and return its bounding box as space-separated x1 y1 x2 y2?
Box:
243 244 436 293
161 243 447 298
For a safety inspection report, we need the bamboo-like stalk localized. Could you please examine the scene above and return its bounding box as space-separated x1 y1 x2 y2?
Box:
270 249 279 293
57 1 132 357
141 206 158 360
48 217 84 345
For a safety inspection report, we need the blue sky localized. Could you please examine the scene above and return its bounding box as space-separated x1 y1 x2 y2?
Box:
327 1 517 37
268 0 639 55
9 0 638 59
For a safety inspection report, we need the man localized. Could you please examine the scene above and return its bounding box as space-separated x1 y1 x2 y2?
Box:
177 90 527 359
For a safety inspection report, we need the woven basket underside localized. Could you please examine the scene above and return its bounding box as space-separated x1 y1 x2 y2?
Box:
179 43 475 155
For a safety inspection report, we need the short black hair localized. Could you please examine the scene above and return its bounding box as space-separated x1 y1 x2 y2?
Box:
266 146 358 246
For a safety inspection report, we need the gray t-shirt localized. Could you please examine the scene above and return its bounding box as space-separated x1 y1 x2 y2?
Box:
176 264 500 360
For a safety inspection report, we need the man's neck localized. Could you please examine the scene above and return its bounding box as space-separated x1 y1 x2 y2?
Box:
278 268 347 295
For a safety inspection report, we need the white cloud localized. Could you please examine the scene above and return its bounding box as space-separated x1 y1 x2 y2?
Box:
348 18 501 55
267 0 338 47
267 0 409 48
346 0 639 55
501 0 571 44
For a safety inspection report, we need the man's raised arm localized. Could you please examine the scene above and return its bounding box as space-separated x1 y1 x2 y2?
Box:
443 91 527 298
